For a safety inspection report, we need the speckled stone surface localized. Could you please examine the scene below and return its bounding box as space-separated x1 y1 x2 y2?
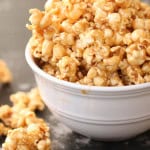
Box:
0 0 150 149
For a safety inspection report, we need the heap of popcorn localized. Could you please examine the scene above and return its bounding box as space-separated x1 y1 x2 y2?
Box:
0 88 51 150
27 0 150 86
0 60 51 149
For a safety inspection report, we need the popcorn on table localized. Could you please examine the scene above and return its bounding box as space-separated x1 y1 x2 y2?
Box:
0 88 51 150
0 60 12 84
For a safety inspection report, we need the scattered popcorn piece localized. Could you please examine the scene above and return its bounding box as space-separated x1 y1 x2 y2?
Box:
0 88 51 150
0 60 12 84
0 105 46 129
10 88 45 112
0 123 10 136
2 123 51 150
0 88 45 128
0 105 12 123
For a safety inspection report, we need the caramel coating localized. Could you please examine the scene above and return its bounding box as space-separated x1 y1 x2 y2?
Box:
27 0 150 86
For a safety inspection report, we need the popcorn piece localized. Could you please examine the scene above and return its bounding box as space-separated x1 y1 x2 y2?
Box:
29 9 43 26
109 72 123 86
0 60 12 84
57 56 78 81
108 13 121 30
126 44 146 66
0 105 44 129
52 44 67 60
0 123 10 136
0 105 12 122
0 88 45 129
119 60 144 85
10 88 45 112
2 123 51 150
142 62 150 74
42 40 53 62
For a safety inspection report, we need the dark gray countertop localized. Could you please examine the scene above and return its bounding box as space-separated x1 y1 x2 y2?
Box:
0 0 150 150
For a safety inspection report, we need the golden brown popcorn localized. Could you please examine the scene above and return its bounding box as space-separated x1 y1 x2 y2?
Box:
10 88 45 112
103 56 120 73
0 105 45 129
109 72 123 86
52 44 67 61
27 88 45 111
29 9 43 26
41 40 53 62
87 67 98 79
146 46 150 56
126 66 144 85
0 60 12 84
123 33 133 45
120 60 145 85
133 18 145 29
93 76 107 86
72 18 89 34
144 74 150 82
0 87 51 150
142 62 150 74
27 0 150 86
0 123 10 136
57 56 78 81
2 123 51 150
107 13 121 30
0 88 45 129
81 66 108 86
0 105 12 122
126 44 146 66
94 8 107 24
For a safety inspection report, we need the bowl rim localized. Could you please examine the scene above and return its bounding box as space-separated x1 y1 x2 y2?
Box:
25 43 150 92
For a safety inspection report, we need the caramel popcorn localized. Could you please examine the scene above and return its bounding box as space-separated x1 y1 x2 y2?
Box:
10 88 45 112
0 105 46 129
0 60 12 84
2 123 50 150
27 0 150 86
0 88 45 129
0 123 10 136
0 88 51 150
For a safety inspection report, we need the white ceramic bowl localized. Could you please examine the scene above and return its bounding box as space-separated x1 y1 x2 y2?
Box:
25 44 150 141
